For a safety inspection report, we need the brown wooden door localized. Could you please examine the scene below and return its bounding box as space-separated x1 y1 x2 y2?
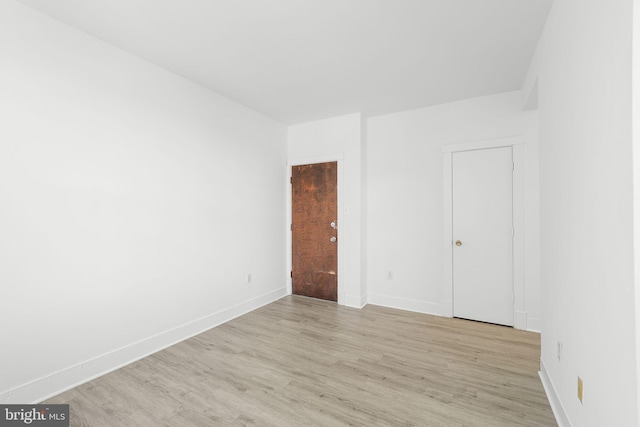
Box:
291 162 338 301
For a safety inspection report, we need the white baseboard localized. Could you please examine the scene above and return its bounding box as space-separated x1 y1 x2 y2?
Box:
515 310 527 330
344 294 366 308
539 358 571 427
527 316 542 333
367 293 443 316
0 287 287 405
360 293 368 307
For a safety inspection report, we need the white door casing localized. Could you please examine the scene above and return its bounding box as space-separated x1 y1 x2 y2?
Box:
442 136 526 330
287 154 346 305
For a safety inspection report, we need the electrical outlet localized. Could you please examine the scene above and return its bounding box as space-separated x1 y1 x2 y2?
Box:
557 341 563 361
246 273 252 284
578 377 583 403
386 271 393 280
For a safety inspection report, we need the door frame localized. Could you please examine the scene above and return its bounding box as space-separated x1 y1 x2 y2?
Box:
442 136 526 329
287 154 345 304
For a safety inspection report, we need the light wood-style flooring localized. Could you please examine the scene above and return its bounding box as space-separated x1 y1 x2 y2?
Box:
45 295 557 426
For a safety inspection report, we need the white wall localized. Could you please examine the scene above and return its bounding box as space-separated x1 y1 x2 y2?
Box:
535 0 638 425
0 1 287 403
287 114 365 307
635 0 640 421
366 91 541 328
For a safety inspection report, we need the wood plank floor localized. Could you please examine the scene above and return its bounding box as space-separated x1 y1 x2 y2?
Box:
45 296 557 426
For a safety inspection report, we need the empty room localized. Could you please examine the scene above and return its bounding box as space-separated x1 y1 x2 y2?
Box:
1 0 639 426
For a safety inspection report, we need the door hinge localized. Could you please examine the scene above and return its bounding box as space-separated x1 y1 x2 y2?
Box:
512 228 515 237
512 162 515 171
290 224 293 231
290 271 293 278
290 176 293 184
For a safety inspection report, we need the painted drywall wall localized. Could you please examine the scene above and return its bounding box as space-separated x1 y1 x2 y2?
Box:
366 91 541 328
360 117 369 306
0 1 287 403
634 0 640 422
287 114 365 307
535 0 637 425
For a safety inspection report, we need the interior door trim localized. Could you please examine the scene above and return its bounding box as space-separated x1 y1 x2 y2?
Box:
442 136 527 330
287 154 345 305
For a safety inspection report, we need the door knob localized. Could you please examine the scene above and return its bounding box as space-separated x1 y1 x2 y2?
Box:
330 221 337 229
330 237 337 243
455 240 462 246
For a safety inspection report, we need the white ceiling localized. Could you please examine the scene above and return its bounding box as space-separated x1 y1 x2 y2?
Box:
18 0 553 125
